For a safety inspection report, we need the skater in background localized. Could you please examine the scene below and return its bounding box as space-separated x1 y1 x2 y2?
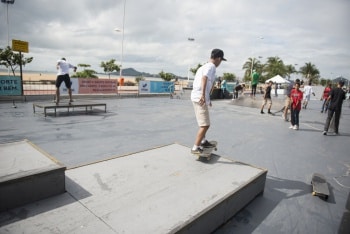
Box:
274 82 278 97
220 79 227 99
260 81 273 114
302 82 315 109
55 58 77 105
323 81 346 135
251 70 259 99
233 83 245 100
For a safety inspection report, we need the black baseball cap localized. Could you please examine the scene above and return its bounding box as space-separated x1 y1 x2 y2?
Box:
211 49 227 61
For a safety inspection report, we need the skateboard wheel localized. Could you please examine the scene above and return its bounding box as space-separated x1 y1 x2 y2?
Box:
312 192 316 196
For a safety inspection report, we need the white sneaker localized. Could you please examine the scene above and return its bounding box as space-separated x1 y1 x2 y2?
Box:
289 125 294 129
293 125 299 130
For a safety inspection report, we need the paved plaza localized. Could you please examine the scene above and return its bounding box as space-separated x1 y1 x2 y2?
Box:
0 94 349 233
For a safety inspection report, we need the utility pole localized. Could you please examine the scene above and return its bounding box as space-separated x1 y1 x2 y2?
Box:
1 0 15 75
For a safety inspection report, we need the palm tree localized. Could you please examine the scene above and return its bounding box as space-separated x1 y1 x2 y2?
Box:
242 57 262 82
263 56 287 82
299 62 320 84
285 64 297 80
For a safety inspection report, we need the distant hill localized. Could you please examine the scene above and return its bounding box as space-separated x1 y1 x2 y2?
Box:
117 68 158 77
111 68 186 79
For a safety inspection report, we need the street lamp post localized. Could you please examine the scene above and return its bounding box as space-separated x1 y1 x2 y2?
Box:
1 0 15 47
187 37 195 81
115 0 126 79
250 36 264 75
114 28 123 78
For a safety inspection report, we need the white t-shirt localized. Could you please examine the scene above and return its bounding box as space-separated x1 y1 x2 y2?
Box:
303 85 313 96
57 59 75 75
191 62 216 105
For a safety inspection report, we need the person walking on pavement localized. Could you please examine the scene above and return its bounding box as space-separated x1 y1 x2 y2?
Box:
251 70 259 99
55 58 77 105
260 81 273 114
323 81 346 135
274 82 278 97
191 49 226 154
289 82 303 130
302 82 315 109
321 83 332 113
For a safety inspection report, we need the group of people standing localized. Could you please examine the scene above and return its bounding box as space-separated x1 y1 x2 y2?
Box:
281 79 347 134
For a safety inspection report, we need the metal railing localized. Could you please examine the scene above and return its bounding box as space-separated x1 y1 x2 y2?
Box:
23 80 56 95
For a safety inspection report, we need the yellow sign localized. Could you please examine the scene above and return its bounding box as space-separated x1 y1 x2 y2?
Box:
12 39 29 53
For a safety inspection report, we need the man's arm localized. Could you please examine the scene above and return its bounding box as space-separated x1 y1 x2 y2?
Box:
199 76 208 106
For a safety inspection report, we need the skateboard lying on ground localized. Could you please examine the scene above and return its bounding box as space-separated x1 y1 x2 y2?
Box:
311 173 330 200
193 141 218 161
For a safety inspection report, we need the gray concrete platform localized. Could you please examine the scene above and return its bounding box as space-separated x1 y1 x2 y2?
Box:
0 143 267 234
0 140 66 211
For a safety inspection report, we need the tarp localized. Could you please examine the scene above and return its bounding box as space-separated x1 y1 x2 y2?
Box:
265 75 290 84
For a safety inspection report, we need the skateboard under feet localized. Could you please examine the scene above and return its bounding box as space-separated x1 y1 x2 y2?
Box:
194 141 218 161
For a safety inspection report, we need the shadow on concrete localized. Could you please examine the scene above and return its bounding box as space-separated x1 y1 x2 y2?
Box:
0 176 92 227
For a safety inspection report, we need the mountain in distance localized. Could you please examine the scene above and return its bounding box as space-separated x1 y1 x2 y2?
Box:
112 68 157 77
110 68 186 79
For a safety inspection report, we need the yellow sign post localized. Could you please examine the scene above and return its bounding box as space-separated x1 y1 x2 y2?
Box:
11 39 29 95
12 39 29 53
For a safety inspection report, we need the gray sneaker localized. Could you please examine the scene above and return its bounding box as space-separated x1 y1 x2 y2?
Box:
201 140 215 148
191 147 203 154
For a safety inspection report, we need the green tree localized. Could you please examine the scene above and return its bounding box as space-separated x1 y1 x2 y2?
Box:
135 76 145 84
285 64 297 80
0 46 33 76
159 70 174 81
72 64 98 78
263 56 287 82
299 62 320 84
100 59 120 79
319 78 332 87
222 72 237 82
190 63 202 76
242 57 263 82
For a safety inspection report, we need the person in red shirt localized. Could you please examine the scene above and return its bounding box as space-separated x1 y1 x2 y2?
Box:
289 82 303 130
321 83 332 113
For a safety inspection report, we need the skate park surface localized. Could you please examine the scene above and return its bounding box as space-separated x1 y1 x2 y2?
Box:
0 92 350 233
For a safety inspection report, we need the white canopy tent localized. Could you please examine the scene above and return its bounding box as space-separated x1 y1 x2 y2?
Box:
265 75 290 84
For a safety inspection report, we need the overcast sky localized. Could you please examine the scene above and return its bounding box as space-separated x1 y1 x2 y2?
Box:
1 0 349 79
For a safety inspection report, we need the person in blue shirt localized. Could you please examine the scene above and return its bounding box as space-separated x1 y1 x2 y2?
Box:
220 79 227 99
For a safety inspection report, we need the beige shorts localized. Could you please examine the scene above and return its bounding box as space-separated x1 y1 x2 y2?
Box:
193 101 210 127
262 98 272 106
